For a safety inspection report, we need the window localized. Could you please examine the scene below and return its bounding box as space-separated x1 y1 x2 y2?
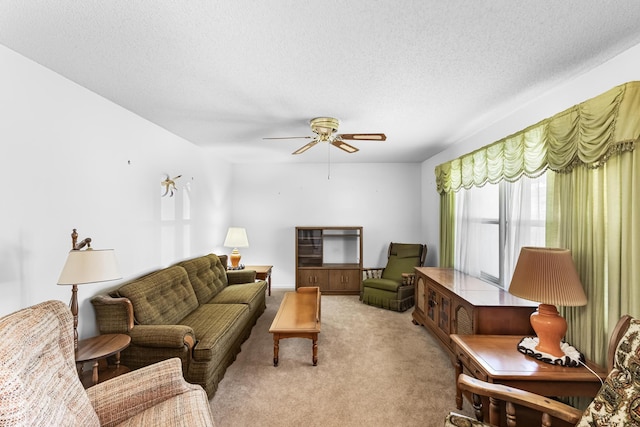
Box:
454 174 547 288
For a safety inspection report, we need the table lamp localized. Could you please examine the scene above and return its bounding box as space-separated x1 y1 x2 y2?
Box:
223 227 249 268
57 229 121 350
508 247 587 358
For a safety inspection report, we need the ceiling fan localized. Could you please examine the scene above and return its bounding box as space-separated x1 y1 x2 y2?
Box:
263 117 386 155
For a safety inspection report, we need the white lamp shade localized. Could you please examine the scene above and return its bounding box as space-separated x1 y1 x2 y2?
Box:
57 249 122 285
223 227 249 248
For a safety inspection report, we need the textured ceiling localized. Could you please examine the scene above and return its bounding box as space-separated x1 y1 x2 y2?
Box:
2 1 640 163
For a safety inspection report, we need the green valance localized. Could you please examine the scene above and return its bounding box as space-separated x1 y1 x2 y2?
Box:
435 81 640 194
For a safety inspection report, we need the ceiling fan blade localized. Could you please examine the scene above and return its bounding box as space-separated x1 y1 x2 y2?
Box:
292 139 319 155
338 133 387 141
263 136 313 140
331 139 359 153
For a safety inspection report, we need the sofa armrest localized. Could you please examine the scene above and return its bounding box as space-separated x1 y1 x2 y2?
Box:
227 269 257 284
129 325 196 350
87 358 211 427
91 295 134 333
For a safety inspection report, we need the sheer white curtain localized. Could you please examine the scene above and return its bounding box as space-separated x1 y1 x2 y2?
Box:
454 174 547 287
454 184 499 283
503 175 547 284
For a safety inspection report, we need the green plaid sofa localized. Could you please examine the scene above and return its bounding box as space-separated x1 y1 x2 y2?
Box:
92 254 267 398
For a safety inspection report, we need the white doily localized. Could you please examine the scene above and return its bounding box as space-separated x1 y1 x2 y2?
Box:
517 336 585 367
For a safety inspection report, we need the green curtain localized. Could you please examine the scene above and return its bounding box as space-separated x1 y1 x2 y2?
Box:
435 81 640 193
439 192 455 268
435 81 640 365
548 148 640 366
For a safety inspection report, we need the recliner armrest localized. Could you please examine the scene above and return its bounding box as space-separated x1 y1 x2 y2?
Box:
401 273 416 286
362 268 384 280
87 358 213 427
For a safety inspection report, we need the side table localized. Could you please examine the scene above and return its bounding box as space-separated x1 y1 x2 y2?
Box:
245 265 273 296
450 334 607 417
76 333 131 388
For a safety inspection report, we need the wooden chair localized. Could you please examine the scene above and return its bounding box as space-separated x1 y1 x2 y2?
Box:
444 314 636 427
360 242 427 312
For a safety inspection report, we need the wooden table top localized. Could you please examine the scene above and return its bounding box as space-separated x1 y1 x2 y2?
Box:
244 265 272 274
269 288 321 334
76 334 131 363
451 334 607 381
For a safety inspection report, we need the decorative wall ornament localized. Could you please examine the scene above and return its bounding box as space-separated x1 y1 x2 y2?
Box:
161 174 182 197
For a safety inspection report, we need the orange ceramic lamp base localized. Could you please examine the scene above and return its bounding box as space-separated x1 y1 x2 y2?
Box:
229 249 242 268
530 304 567 357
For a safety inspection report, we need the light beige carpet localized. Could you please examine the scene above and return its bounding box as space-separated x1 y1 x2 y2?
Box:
209 290 473 427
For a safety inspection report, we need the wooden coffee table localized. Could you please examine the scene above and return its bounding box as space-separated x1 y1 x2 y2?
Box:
269 287 321 366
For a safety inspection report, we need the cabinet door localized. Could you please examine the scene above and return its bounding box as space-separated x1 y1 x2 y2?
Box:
437 294 451 335
426 287 438 326
328 269 360 291
297 269 329 290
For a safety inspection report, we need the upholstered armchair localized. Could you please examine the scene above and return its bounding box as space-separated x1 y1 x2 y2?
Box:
360 242 427 312
445 315 638 427
0 300 214 427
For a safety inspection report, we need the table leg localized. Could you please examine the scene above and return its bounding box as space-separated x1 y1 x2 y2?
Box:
455 357 463 409
114 351 121 370
312 334 318 366
273 335 279 367
92 361 99 385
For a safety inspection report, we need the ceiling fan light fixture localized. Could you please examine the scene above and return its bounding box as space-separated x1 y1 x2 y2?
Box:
310 117 340 136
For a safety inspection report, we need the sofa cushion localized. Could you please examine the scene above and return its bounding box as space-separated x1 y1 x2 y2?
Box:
180 304 250 365
0 301 100 427
210 281 267 314
176 254 228 304
118 266 199 325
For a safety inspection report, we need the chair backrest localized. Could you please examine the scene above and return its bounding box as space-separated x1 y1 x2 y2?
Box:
577 315 640 426
381 242 427 281
0 300 100 426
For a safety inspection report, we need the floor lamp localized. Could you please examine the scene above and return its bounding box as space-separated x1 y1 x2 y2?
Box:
57 229 121 351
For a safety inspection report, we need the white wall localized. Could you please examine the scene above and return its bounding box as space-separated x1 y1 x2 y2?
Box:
421 42 640 265
228 162 423 288
0 45 233 339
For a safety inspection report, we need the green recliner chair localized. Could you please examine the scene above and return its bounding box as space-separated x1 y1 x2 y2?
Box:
360 242 427 312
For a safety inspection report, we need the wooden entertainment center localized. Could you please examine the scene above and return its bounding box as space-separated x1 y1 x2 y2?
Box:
412 267 537 357
295 226 362 295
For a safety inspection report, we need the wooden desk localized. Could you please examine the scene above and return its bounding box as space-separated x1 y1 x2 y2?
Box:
246 265 273 296
269 287 321 366
451 334 607 411
76 334 131 388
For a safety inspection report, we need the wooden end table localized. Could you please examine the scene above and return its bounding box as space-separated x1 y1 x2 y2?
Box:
76 333 131 388
269 287 321 366
450 334 607 413
245 265 273 296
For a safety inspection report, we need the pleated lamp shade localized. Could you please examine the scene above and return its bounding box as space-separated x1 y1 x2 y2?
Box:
508 247 587 306
508 247 587 357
